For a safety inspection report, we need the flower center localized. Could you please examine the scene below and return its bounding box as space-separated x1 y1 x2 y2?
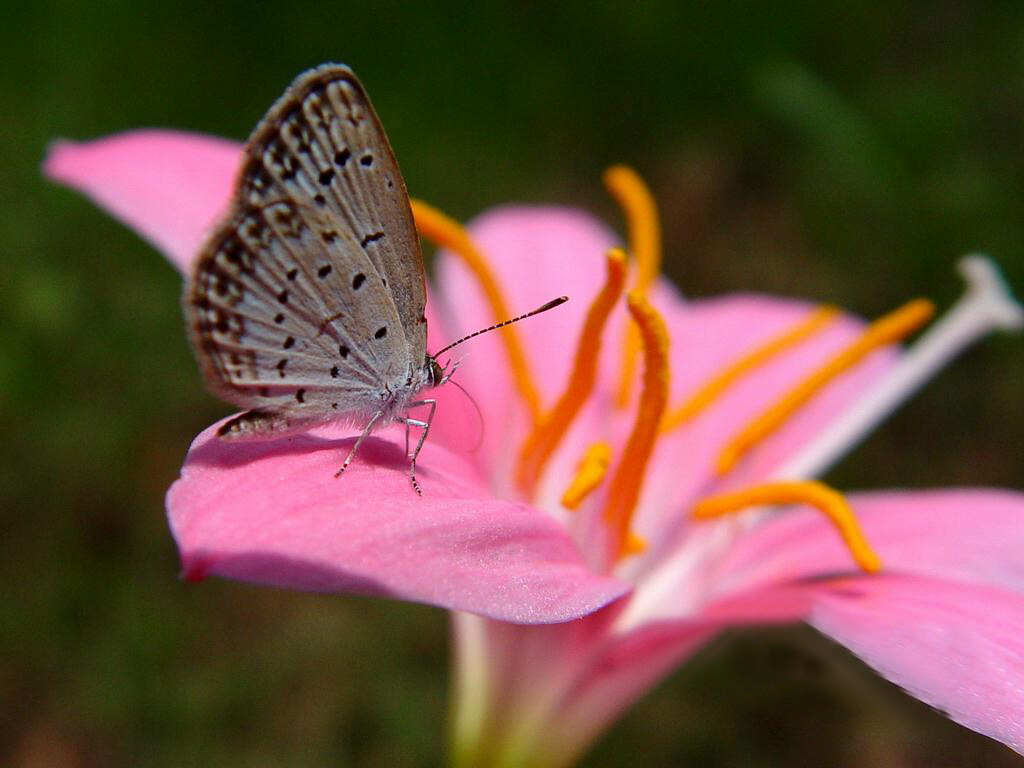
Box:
412 178 1022 579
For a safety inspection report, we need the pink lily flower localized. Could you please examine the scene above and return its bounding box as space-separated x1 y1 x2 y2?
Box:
45 130 1024 767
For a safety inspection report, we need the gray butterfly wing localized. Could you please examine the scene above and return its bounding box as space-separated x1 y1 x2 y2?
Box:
184 64 428 423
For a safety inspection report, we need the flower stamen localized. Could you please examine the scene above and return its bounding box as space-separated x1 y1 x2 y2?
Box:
693 481 881 573
604 166 662 408
775 256 1024 480
518 249 627 493
602 291 670 562
716 298 935 475
411 199 544 424
660 305 840 433
561 442 612 510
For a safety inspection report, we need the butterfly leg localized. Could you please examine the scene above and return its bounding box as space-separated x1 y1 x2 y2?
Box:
404 399 437 495
335 409 384 478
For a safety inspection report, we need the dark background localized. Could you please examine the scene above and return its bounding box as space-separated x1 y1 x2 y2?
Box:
4 1 1024 765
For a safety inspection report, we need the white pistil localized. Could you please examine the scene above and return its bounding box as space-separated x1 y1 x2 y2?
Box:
775 255 1023 481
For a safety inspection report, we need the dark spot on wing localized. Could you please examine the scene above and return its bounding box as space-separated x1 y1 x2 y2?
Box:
360 154 373 167
352 273 366 290
339 345 350 358
318 168 335 186
276 359 288 377
375 326 387 339
314 193 326 206
274 313 285 324
283 336 295 349
318 264 332 278
322 230 337 243
286 268 298 281
330 365 339 378
360 232 384 248
296 388 306 403
277 289 289 304
334 148 351 166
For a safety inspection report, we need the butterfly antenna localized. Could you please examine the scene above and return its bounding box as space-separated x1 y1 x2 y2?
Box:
433 296 569 358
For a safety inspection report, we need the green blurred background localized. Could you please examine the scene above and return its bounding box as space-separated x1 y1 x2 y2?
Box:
4 1 1024 765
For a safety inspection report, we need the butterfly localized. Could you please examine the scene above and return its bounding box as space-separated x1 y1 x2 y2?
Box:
183 64 565 493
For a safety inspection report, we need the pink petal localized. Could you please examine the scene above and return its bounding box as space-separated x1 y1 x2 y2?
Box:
434 206 617 401
167 420 629 623
716 489 1024 594
811 574 1024 754
44 131 243 273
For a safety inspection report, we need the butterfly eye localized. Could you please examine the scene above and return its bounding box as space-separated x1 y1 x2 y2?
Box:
428 358 444 386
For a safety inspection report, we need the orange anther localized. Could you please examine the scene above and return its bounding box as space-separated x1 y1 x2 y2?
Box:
602 292 670 562
693 481 881 573
604 166 662 408
561 442 612 510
